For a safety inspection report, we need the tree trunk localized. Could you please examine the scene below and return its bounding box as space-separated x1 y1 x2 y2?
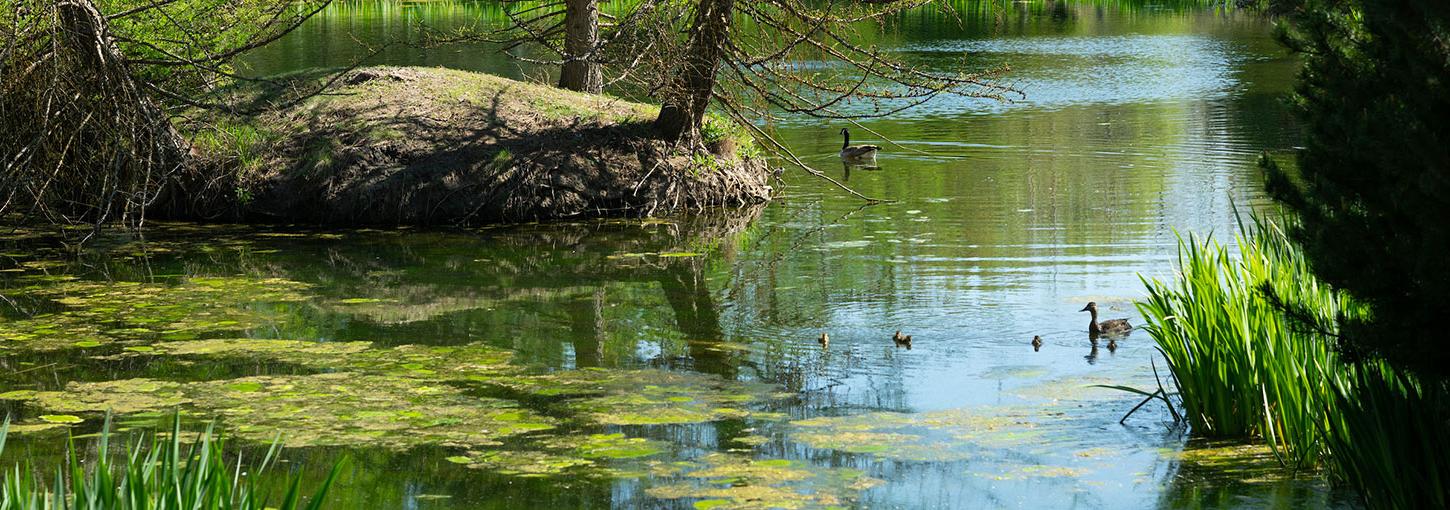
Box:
654 0 733 145
55 0 190 221
57 0 187 157
557 0 603 93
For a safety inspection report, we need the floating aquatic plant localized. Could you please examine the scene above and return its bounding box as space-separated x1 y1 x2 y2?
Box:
644 453 882 510
488 369 785 426
14 373 555 449
0 277 311 351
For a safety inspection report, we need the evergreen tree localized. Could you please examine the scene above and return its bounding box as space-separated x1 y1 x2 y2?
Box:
1262 0 1450 377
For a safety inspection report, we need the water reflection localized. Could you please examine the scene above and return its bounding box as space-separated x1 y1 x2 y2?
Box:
0 0 1361 508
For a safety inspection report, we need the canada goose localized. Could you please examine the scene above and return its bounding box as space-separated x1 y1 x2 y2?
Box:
1080 302 1132 335
1031 335 1043 351
838 128 880 161
819 332 830 348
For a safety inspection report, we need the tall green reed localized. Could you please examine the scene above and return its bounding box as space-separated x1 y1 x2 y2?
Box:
1136 218 1351 468
1136 216 1450 507
1319 363 1449 509
0 415 339 510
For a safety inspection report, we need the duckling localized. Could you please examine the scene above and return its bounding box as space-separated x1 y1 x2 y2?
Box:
1031 335 1043 352
893 334 912 349
892 330 904 342
1106 339 1118 353
1079 302 1132 335
818 332 830 348
838 128 881 161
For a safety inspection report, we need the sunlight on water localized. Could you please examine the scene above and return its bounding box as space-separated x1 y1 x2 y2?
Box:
0 1 1353 508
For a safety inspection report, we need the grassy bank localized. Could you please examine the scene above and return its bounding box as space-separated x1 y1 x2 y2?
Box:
1136 218 1449 508
0 417 336 509
168 66 770 226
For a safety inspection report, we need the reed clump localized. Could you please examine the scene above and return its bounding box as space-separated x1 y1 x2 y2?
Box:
0 416 338 510
1137 217 1448 508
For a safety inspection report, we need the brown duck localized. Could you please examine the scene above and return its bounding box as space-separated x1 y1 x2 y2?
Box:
1080 302 1132 335
1031 335 1043 351
892 330 912 349
819 332 830 348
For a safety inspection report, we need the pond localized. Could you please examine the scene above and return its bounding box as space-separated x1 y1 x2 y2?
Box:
1 1 1361 508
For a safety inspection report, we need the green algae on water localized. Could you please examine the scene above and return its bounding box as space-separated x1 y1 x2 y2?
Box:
787 407 1054 462
488 369 784 426
644 453 883 510
0 277 312 351
152 339 518 378
444 433 665 479
18 373 554 449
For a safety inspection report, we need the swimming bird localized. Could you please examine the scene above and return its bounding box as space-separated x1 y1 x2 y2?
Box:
819 332 830 348
1080 302 1132 335
1031 335 1043 351
838 128 880 161
893 331 912 349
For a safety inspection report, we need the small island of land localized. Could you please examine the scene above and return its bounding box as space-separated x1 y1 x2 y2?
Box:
166 66 772 225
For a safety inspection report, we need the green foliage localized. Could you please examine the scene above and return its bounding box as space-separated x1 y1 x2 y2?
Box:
98 0 331 92
193 120 275 175
1320 364 1450 510
1138 216 1450 507
1261 0 1450 377
0 415 339 510
700 113 760 158
700 114 734 146
1138 218 1353 468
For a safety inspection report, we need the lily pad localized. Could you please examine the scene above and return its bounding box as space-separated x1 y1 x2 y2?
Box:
39 414 84 424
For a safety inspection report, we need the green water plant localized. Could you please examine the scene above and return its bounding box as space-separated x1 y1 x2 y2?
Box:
0 415 338 510
1318 363 1449 509
1135 216 1450 507
1136 218 1349 468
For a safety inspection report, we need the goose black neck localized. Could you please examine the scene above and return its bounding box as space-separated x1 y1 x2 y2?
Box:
841 129 850 150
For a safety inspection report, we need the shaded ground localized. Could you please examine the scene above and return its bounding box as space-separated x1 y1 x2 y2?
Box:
170 66 771 225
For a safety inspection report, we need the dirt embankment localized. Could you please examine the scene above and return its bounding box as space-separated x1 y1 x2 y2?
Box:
168 67 772 225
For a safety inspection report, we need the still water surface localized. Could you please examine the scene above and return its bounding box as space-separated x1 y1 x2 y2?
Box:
1 1 1356 508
